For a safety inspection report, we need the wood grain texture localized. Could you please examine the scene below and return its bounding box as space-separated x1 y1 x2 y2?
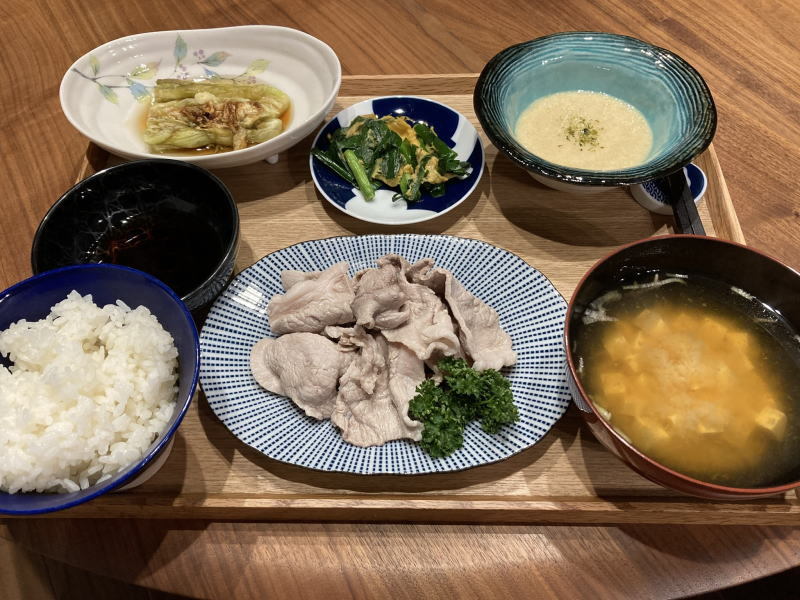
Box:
1 0 799 597
0 535 188 599
4 520 800 600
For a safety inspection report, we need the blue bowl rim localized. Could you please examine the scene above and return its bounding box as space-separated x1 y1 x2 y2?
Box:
30 158 240 304
308 94 486 225
0 262 200 514
474 31 718 186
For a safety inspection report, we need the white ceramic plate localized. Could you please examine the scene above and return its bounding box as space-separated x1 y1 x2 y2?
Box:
60 25 341 168
198 234 571 474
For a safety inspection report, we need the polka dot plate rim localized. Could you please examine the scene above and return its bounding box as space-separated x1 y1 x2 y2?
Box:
199 234 571 475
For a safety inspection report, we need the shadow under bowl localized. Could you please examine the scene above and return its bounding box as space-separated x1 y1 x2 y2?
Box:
31 159 239 311
565 235 800 500
474 31 717 189
0 263 199 514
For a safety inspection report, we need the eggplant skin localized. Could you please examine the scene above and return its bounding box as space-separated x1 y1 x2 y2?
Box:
154 78 288 106
144 80 289 152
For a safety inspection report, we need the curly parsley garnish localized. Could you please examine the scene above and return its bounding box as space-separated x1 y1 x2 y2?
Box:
408 357 518 458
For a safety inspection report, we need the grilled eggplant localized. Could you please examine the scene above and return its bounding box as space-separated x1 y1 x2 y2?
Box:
143 79 289 153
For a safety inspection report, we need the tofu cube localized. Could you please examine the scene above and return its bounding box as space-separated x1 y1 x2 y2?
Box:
602 330 629 361
633 417 670 451
613 425 634 446
634 308 668 335
714 363 735 388
696 405 729 436
630 330 646 352
616 394 646 418
726 330 752 354
754 406 787 440
697 421 726 436
672 312 696 332
595 404 612 422
600 372 627 396
634 372 657 392
699 316 729 345
666 412 690 430
623 353 642 373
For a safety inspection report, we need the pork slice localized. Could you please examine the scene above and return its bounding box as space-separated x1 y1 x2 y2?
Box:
406 258 440 291
373 309 411 329
351 261 409 329
268 262 355 334
324 324 358 347
387 342 425 439
250 332 344 419
374 255 461 361
446 277 516 370
281 270 318 290
330 327 423 447
379 282 461 361
250 338 284 395
407 259 516 371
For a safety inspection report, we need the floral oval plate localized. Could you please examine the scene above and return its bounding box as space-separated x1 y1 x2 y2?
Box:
198 234 571 475
60 25 341 168
310 97 485 225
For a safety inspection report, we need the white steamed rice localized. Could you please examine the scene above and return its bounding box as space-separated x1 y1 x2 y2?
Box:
0 290 179 494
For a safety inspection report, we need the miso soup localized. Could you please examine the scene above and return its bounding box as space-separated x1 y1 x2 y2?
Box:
573 272 800 488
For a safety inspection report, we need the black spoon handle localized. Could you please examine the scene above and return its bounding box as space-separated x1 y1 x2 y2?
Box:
666 168 706 236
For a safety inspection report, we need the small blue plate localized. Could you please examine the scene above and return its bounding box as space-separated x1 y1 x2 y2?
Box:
630 163 708 215
309 97 485 225
198 234 571 475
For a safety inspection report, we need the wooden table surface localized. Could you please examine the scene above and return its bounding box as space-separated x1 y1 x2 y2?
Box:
2 0 800 598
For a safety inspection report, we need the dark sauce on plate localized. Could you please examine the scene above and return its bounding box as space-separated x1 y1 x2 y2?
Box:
84 209 225 298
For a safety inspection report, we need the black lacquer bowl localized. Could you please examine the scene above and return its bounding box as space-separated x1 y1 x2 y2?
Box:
32 159 239 311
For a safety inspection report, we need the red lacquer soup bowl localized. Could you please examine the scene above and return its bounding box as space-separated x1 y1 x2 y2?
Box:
565 235 800 500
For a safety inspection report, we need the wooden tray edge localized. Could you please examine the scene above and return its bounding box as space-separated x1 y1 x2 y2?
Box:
15 497 800 525
704 145 745 244
60 74 759 525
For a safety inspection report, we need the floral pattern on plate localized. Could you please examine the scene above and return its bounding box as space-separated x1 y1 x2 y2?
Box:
71 34 271 105
59 26 341 168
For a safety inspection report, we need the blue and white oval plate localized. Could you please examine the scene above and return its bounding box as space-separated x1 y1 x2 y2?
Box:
309 97 485 225
199 234 570 475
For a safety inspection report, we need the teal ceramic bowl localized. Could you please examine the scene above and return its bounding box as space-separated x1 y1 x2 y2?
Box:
474 32 717 189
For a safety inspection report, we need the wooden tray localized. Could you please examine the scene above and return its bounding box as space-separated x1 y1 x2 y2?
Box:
48 74 800 525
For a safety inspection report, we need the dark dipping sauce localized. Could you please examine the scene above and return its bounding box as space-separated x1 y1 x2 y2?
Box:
572 271 800 489
83 209 225 298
